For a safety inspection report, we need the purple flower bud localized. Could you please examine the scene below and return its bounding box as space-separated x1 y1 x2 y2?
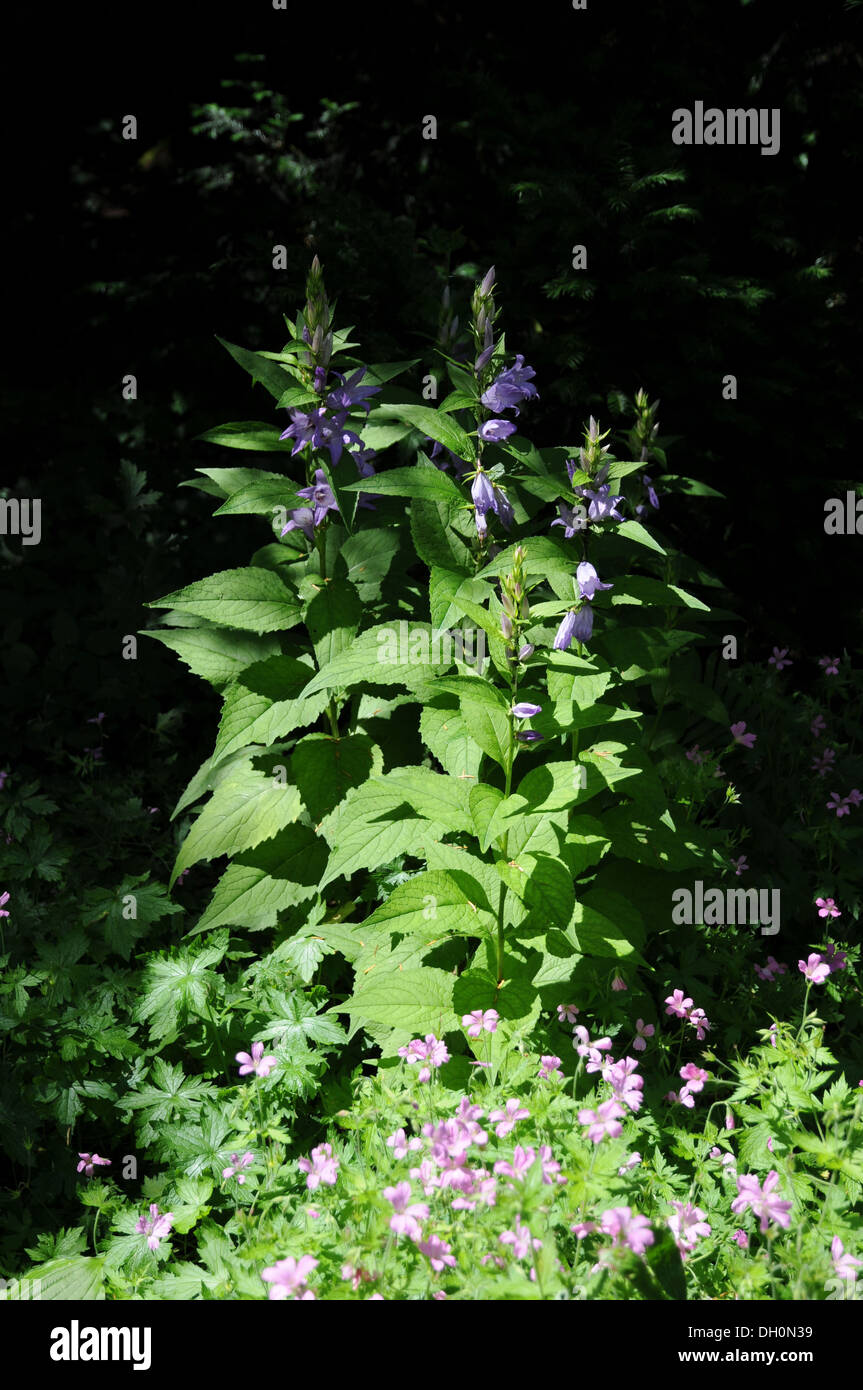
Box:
500 611 513 639
512 702 542 718
518 643 535 661
479 266 496 297
475 344 495 374
515 730 543 743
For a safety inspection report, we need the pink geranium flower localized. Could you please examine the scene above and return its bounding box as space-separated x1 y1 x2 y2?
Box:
298 1142 339 1191
730 1171 792 1233
135 1203 175 1252
414 1233 456 1271
539 1054 563 1079
489 1098 530 1138
730 721 756 749
600 1206 654 1256
633 1018 655 1052
767 647 792 671
236 1041 278 1078
668 1201 712 1254
816 897 841 919
77 1153 111 1178
818 655 840 676
579 1099 625 1143
462 1008 499 1038
798 953 830 984
261 1254 318 1300
831 1237 862 1281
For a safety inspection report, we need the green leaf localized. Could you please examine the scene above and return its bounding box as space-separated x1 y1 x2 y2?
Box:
361 868 496 939
372 403 476 462
148 568 301 635
495 852 575 928
135 946 225 1039
292 734 380 823
339 529 401 601
305 577 363 668
197 422 295 453
335 967 457 1035
217 337 294 401
410 497 473 573
141 626 282 691
421 700 484 782
615 519 667 555
215 478 305 516
340 464 464 505
212 655 329 765
297 622 453 699
12 1256 106 1301
187 824 328 935
81 874 183 960
469 784 505 846
320 780 448 886
170 763 303 888
367 767 473 834
610 576 710 612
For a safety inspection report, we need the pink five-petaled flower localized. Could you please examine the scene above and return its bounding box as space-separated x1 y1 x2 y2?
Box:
687 1007 711 1041
845 788 863 807
414 1234 456 1272
768 646 792 671
539 1055 563 1079
732 1229 749 1249
385 1128 423 1160
831 1237 862 1282
298 1142 339 1191
798 953 830 984
816 896 841 919
668 1202 712 1254
819 655 840 676
261 1255 318 1301
493 1145 536 1182
489 1098 530 1138
499 1215 543 1261
730 1171 792 1233
731 854 749 876
811 714 827 737
579 1098 625 1143
812 749 837 777
135 1203 174 1252
0 890 10 917
665 988 693 1019
222 1151 254 1184
77 1153 111 1178
572 1026 613 1071
826 791 851 818
236 1041 278 1078
557 1003 579 1024
618 1152 642 1175
610 973 628 992
600 1206 654 1257
679 1063 709 1093
461 1008 499 1038
730 721 756 749
603 1056 644 1113
754 955 788 982
383 1181 430 1240
633 1018 655 1052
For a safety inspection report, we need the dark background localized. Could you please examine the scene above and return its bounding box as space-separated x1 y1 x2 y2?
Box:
3 0 861 794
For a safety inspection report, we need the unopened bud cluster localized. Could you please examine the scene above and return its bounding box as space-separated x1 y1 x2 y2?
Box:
471 266 500 383
301 255 335 381
499 544 534 666
578 415 612 478
628 387 661 462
